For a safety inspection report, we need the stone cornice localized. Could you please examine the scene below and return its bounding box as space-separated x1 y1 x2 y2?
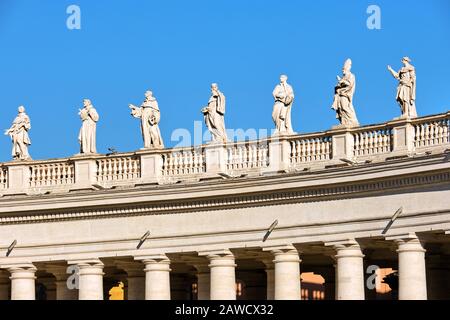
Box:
0 153 449 225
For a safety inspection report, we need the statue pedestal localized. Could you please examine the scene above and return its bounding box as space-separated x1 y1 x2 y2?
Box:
72 155 98 190
205 143 227 174
330 128 355 161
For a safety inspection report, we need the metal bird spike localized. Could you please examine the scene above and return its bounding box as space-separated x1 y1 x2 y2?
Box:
263 220 279 242
6 240 17 257
136 231 150 249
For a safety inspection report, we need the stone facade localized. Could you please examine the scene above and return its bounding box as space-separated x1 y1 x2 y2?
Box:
1 112 450 300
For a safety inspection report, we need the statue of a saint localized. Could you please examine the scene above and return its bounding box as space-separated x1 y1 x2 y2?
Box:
78 99 99 154
387 57 417 118
201 83 227 143
272 75 295 135
129 90 164 149
5 106 32 160
331 59 359 128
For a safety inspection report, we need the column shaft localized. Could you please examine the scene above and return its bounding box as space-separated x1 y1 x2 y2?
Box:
144 257 171 300
77 262 104 300
397 237 427 300
8 265 37 300
335 242 365 300
273 248 301 300
208 253 236 300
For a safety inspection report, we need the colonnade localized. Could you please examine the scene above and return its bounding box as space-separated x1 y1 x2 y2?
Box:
0 235 438 300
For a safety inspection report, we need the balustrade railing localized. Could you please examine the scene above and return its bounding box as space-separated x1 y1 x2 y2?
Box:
0 167 7 189
96 155 140 182
0 112 449 194
289 134 332 164
226 141 269 171
353 126 393 157
161 147 205 176
29 161 75 187
413 114 450 149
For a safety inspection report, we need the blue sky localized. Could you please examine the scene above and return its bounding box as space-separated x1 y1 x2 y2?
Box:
0 0 449 161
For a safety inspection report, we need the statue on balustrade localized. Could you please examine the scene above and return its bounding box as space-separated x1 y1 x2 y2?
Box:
331 59 359 128
78 99 99 154
387 57 417 119
272 74 295 135
4 106 32 160
129 90 164 149
201 83 227 143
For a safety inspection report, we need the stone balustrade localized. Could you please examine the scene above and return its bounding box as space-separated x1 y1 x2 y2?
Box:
0 112 449 194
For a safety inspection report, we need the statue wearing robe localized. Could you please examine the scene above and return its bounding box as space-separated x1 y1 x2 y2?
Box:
202 83 227 143
129 91 164 149
272 75 295 135
331 59 359 128
388 57 417 118
5 106 32 160
78 99 99 154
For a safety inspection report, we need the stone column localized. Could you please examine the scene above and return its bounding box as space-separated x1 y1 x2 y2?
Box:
271 246 301 300
74 260 104 300
390 234 427 300
46 265 78 300
194 264 210 300
0 270 10 300
205 250 236 300
328 240 365 300
117 262 145 300
142 255 171 300
262 260 275 300
8 264 37 300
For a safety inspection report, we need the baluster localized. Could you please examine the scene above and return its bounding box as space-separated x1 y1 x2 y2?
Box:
444 120 449 144
68 165 73 183
325 140 331 159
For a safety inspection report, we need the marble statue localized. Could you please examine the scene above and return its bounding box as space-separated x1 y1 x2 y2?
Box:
387 57 417 118
4 106 32 160
78 99 99 154
331 59 359 128
129 90 164 149
201 83 227 143
272 74 295 135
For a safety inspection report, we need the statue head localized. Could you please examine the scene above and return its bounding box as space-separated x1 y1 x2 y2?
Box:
145 90 153 98
83 99 92 108
211 83 219 94
402 56 411 65
18 106 25 113
343 59 352 74
280 74 288 83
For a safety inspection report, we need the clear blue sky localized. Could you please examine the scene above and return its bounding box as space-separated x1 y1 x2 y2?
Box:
0 0 449 161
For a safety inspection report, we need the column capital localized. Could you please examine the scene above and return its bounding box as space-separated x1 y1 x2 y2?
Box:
138 255 171 273
6 264 37 276
262 244 298 254
386 233 426 253
67 259 104 267
325 239 365 258
135 254 170 263
198 249 234 258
